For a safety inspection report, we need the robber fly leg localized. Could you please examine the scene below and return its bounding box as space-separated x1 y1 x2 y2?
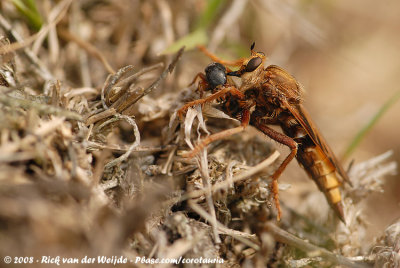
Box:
177 85 244 119
188 72 206 87
183 109 250 158
188 72 208 98
197 45 244 68
254 123 298 221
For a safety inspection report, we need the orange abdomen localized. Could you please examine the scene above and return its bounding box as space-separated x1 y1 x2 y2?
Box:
296 144 345 222
280 117 346 222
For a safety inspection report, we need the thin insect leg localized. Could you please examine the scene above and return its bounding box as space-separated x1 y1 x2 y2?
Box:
177 85 244 119
254 123 298 221
183 109 250 158
198 45 244 67
188 72 208 98
188 72 206 87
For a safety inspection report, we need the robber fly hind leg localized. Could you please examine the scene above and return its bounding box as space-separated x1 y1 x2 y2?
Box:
254 122 298 221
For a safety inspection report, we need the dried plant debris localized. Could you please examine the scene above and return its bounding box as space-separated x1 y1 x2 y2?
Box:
372 220 400 268
0 2 399 267
0 37 17 87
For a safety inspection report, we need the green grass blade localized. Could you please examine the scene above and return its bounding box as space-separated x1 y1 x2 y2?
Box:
162 0 226 54
161 29 208 54
11 0 43 31
343 90 400 159
195 0 225 29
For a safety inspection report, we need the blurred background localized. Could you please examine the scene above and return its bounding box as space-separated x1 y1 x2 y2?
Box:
1 0 399 263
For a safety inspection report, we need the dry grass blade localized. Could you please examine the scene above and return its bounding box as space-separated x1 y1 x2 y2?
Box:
0 0 73 80
0 93 83 121
0 0 72 54
189 201 260 250
181 150 280 201
264 222 369 268
141 46 185 97
208 0 249 51
58 28 115 74
104 114 140 169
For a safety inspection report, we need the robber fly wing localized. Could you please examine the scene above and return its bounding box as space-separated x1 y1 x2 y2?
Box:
282 99 352 186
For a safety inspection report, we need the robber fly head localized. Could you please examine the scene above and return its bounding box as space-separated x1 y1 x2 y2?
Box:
227 42 266 80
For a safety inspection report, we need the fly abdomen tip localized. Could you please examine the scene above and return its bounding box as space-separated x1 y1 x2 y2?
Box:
327 187 346 223
334 201 346 224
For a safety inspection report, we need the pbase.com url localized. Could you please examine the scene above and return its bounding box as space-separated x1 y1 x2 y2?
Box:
135 256 224 265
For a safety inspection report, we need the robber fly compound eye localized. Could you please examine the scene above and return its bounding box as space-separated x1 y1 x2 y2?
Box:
244 57 262 73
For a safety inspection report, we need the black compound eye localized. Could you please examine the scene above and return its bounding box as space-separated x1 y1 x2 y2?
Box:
244 57 262 72
205 62 227 88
